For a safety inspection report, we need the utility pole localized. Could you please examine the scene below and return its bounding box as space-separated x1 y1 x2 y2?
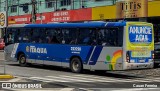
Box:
3 0 8 75
5 0 8 26
31 0 36 24
0 0 1 12
55 0 57 10
40 13 42 24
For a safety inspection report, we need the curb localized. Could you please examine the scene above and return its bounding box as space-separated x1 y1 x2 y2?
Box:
60 88 75 91
0 74 14 79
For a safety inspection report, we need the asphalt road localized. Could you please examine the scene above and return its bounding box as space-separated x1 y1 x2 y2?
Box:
0 51 160 91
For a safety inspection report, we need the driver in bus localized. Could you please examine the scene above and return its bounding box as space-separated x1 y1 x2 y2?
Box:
8 33 15 43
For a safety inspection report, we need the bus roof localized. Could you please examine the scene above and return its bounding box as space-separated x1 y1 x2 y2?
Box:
8 22 126 28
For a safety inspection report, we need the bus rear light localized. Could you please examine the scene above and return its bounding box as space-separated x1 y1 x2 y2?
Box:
152 53 154 59
126 56 129 60
126 51 130 62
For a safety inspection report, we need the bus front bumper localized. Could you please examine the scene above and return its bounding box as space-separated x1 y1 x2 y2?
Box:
4 52 17 62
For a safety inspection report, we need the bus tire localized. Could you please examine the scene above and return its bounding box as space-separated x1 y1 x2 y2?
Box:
19 54 27 67
70 57 82 73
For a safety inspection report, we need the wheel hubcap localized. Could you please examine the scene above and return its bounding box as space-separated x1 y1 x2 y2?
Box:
73 61 79 71
20 57 25 64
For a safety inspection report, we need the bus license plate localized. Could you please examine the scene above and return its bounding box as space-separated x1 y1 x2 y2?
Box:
139 60 145 63
132 51 150 57
138 65 145 68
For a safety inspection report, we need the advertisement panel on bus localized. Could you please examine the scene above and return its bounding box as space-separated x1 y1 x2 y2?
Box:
125 22 154 69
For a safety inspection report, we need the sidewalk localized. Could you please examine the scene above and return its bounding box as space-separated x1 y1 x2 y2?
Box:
0 50 14 80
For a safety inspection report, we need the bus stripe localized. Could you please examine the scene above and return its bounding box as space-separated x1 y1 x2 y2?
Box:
87 46 96 64
11 43 19 58
85 46 94 64
89 46 103 65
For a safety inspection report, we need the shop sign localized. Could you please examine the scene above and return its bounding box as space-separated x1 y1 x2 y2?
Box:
0 12 7 28
116 0 148 18
8 8 92 24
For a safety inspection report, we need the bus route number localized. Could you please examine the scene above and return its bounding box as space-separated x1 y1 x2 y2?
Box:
71 47 81 51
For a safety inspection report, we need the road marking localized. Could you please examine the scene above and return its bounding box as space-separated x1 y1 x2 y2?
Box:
57 75 130 82
146 77 160 82
59 88 75 91
111 88 160 91
59 75 109 82
26 74 160 83
8 77 22 82
46 76 93 82
29 77 69 82
73 74 146 82
74 74 160 82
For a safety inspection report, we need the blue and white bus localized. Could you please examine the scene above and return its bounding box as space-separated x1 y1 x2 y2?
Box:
4 21 154 73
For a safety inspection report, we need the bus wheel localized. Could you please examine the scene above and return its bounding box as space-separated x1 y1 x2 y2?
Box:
19 54 27 67
70 57 82 73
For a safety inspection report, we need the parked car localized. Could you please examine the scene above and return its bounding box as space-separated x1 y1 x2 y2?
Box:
0 38 5 50
154 42 160 67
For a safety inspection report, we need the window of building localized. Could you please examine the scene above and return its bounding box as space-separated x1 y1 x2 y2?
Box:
45 0 54 8
60 0 71 6
23 5 29 13
10 5 17 13
95 0 106 1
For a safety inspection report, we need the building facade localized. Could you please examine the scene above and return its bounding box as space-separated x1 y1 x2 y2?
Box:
0 0 117 16
0 0 160 42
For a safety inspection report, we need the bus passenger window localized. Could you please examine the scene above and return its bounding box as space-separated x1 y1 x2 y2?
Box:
91 38 97 45
62 39 65 44
101 28 123 47
50 36 60 44
46 36 51 43
38 38 43 43
9 32 16 43
45 31 51 43
8 33 12 43
83 37 90 44
70 39 77 45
